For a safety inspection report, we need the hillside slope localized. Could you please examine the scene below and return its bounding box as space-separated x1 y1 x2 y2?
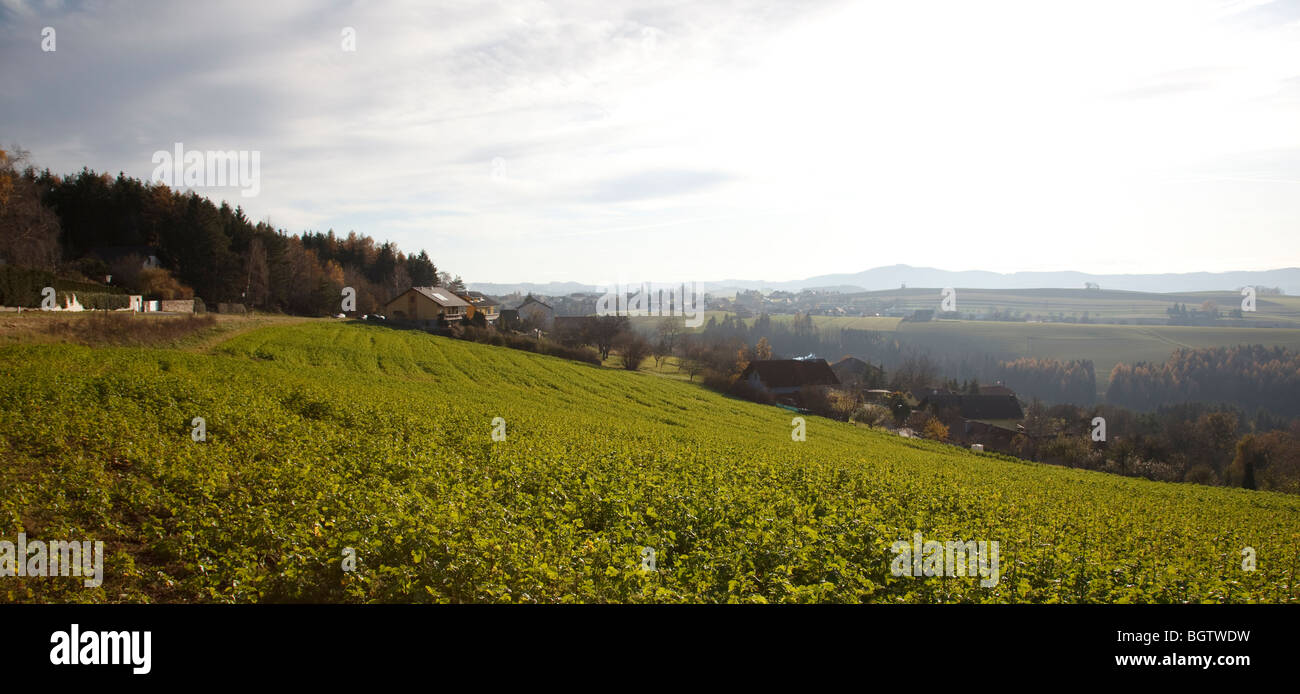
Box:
1 321 1297 603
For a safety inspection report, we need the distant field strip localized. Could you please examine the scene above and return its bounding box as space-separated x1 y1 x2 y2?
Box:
752 316 1300 394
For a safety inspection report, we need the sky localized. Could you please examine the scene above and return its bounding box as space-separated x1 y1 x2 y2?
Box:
3 0 1300 285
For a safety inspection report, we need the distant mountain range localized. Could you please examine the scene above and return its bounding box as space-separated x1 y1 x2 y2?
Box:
467 281 603 297
469 265 1300 297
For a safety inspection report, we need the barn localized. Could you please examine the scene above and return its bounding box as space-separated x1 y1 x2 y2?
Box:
739 359 840 396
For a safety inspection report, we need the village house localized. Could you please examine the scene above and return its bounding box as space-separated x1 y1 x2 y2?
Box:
383 286 470 327
739 359 840 397
916 387 1024 421
830 356 887 391
516 296 554 330
916 385 1025 453
455 291 500 325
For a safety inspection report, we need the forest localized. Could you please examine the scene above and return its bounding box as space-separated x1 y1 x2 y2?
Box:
0 148 446 315
1107 345 1300 418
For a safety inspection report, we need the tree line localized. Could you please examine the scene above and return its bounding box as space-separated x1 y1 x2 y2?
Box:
1010 400 1300 494
1106 345 1300 417
0 148 445 315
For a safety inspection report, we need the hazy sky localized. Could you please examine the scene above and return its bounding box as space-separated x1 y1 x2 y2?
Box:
3 0 1299 284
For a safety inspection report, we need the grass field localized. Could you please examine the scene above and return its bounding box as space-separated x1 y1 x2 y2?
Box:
2 319 1298 603
895 320 1300 392
726 287 1300 327
709 310 1300 396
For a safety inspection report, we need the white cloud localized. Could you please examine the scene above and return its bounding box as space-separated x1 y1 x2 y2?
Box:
2 0 1298 282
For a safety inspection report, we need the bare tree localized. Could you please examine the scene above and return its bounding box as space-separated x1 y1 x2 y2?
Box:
585 315 628 361
656 317 682 355
890 353 939 393
243 236 271 308
677 336 705 381
615 331 651 371
0 148 61 269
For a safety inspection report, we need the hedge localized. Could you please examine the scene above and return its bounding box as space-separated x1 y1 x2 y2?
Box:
0 266 126 307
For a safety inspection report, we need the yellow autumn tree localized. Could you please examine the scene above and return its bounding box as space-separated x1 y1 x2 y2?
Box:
735 347 750 376
923 416 949 442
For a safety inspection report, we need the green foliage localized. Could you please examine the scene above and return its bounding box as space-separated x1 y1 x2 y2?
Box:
0 265 53 306
849 404 891 428
29 166 441 313
1 321 1297 603
0 266 125 306
66 292 131 310
1108 345 1300 417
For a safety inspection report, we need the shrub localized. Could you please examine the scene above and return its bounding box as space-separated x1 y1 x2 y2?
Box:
850 404 891 428
701 369 736 394
1039 434 1092 468
0 266 54 306
726 377 774 405
1183 464 1218 486
137 268 193 300
826 388 859 421
69 292 131 311
614 332 651 371
923 416 950 442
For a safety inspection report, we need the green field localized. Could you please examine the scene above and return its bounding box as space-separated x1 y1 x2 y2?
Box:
895 320 1300 391
2 320 1298 603
715 311 1300 396
726 287 1300 326
886 287 1300 326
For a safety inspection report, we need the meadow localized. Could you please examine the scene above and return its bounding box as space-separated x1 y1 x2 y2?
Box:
722 310 1300 396
1 319 1298 603
807 287 1300 326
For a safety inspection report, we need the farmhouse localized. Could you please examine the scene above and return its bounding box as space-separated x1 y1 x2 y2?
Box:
914 385 1025 452
830 356 886 389
516 296 554 330
384 287 470 327
740 359 840 396
917 388 1024 421
831 356 868 380
956 394 1024 420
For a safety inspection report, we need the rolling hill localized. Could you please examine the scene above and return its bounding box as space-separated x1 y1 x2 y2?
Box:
1 319 1297 603
717 299 1300 396
469 266 1300 297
